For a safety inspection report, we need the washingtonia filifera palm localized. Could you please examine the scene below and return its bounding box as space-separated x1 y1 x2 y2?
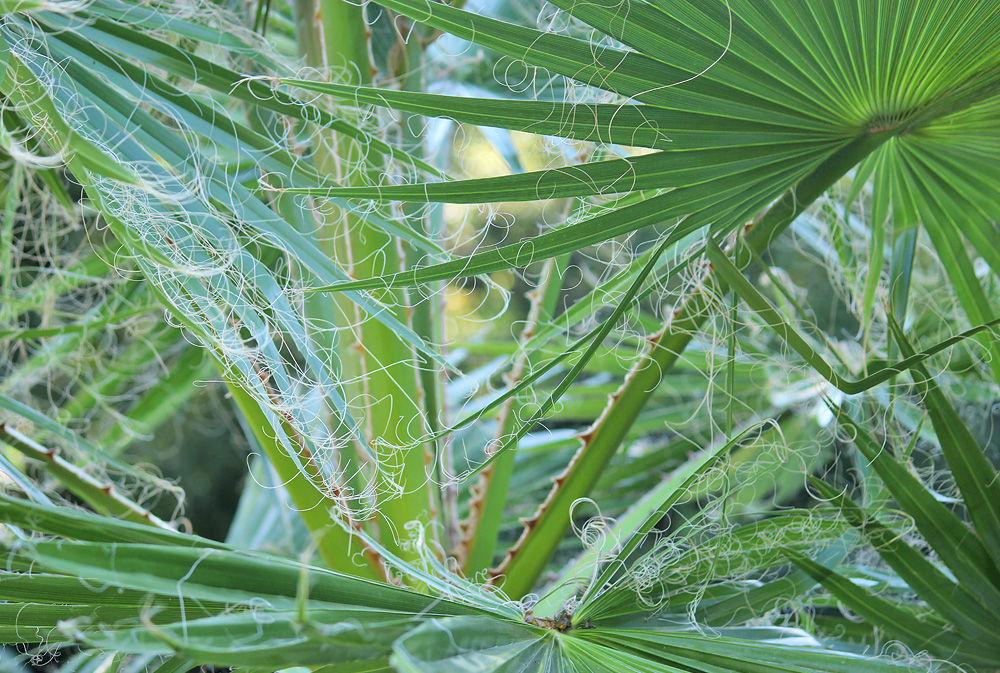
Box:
0 0 998 671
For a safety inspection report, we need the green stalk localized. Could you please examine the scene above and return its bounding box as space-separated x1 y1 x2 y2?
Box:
0 162 24 311
296 0 433 566
223 370 385 580
292 0 365 483
460 253 567 576
77 179 386 579
0 424 174 530
99 200 386 578
395 30 455 547
491 128 897 599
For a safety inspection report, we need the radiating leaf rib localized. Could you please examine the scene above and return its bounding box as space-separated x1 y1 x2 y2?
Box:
12 539 481 616
276 79 832 150
888 226 918 323
369 0 840 126
280 141 833 204
572 422 766 622
540 0 845 125
575 514 849 624
862 148 891 337
889 141 1000 382
581 626 914 673
0 602 194 640
0 572 222 617
905 142 1000 274
390 617 545 673
0 492 225 547
559 633 684 673
308 144 836 292
367 0 674 102
77 610 418 668
541 0 732 72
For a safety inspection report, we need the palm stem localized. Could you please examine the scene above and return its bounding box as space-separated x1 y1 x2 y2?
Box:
460 253 567 576
297 0 434 567
395 29 456 547
222 365 386 580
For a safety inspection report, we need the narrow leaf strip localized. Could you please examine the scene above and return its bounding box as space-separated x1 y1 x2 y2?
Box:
459 236 673 482
0 492 222 547
573 422 767 620
888 318 1000 565
786 550 996 667
828 403 1000 602
707 237 1000 394
810 477 1000 634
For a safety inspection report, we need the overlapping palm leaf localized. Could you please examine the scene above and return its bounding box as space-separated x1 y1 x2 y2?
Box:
285 0 1000 307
